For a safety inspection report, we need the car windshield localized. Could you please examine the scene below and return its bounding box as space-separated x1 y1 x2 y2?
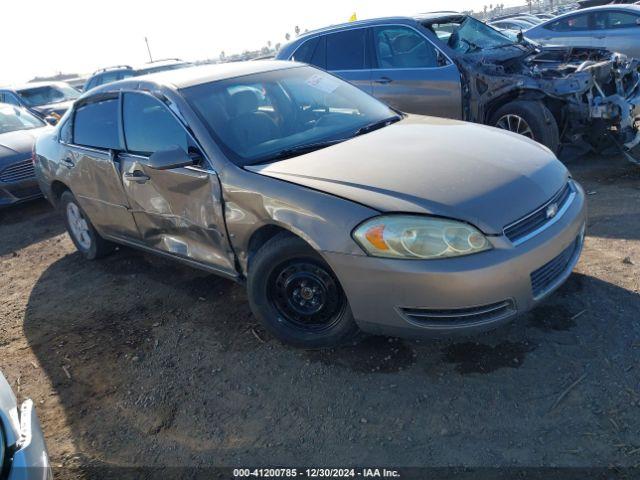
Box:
182 66 399 165
429 16 514 53
0 105 46 134
16 84 80 107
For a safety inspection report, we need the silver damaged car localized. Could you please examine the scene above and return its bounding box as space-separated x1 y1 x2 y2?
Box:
34 62 586 348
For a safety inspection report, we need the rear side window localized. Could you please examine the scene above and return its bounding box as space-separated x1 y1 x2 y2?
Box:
122 93 189 156
291 37 319 63
326 29 367 70
73 98 120 149
597 11 640 29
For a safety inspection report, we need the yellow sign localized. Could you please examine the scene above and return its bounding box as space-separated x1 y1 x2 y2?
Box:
349 12 357 22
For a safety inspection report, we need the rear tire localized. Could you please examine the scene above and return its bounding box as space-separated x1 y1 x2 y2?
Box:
247 233 361 348
490 100 560 154
60 191 114 260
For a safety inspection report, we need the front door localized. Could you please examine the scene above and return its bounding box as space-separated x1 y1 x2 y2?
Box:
369 25 463 120
118 92 237 275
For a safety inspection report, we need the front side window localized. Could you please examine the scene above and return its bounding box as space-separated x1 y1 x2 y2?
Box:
373 26 439 68
0 105 46 134
326 29 367 70
72 98 120 150
547 13 591 31
182 66 399 166
122 93 189 156
16 84 80 107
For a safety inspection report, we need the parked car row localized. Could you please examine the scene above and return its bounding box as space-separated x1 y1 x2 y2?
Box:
83 58 192 91
276 12 640 159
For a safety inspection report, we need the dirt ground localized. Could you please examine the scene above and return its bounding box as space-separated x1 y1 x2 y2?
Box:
0 153 639 478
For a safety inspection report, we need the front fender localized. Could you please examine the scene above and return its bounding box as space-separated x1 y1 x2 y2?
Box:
220 165 378 275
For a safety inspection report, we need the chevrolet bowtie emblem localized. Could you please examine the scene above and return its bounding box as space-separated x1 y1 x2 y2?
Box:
546 203 559 219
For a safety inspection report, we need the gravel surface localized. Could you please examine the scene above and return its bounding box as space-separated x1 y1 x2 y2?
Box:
0 153 638 478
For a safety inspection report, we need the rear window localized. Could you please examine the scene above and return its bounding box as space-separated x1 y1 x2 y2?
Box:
73 98 120 150
326 29 367 70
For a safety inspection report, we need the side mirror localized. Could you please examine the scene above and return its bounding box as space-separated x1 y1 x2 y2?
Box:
45 115 59 125
145 146 193 170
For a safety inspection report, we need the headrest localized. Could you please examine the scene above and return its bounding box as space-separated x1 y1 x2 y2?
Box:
229 90 259 117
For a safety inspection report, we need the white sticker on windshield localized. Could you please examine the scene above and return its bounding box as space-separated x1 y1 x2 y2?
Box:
306 74 340 94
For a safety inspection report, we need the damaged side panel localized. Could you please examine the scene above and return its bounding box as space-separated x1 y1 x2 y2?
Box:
119 155 238 276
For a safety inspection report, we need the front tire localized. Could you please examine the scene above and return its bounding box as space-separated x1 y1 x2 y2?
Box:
247 234 360 348
60 191 113 260
490 100 560 154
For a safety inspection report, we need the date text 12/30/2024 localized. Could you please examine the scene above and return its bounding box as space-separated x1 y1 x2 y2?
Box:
233 468 401 478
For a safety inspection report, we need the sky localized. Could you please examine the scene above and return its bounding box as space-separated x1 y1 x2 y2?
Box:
3 0 524 84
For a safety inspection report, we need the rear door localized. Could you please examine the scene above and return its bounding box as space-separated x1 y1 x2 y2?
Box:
118 91 236 275
369 25 462 119
64 95 140 239
592 9 640 57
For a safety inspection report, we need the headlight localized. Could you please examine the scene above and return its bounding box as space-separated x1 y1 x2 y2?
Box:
352 215 491 259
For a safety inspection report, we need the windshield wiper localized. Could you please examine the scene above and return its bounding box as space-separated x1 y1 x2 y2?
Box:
353 116 401 137
249 139 347 165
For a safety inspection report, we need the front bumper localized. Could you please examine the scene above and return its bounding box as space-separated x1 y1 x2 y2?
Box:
7 400 52 480
324 182 587 339
0 179 42 207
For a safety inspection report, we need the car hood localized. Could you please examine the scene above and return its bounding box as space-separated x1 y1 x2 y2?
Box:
0 127 50 164
32 100 75 117
247 116 568 234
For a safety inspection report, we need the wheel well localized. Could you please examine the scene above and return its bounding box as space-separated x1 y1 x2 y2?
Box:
246 225 297 272
50 181 69 206
485 91 563 127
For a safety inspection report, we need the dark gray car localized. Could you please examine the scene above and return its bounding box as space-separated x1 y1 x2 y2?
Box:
276 12 640 159
83 59 193 92
34 62 586 348
0 104 51 206
0 82 80 123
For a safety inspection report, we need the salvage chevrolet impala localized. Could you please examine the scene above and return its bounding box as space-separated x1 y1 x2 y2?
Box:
34 62 586 347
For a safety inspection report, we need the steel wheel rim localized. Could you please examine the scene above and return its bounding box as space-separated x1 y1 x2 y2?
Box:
267 260 346 332
496 114 535 139
66 202 92 250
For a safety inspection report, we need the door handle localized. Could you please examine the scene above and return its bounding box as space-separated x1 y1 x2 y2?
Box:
594 35 605 39
61 158 75 168
124 170 150 184
374 76 393 85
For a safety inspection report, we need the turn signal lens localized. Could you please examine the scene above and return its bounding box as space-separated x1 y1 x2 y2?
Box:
353 215 491 260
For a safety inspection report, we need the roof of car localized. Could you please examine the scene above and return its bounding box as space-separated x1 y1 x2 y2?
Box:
553 3 640 15
0 81 71 92
285 11 466 45
82 60 305 97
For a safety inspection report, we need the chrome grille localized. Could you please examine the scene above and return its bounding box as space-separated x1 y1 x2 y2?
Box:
0 159 35 183
504 182 574 245
530 235 582 299
401 300 516 326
